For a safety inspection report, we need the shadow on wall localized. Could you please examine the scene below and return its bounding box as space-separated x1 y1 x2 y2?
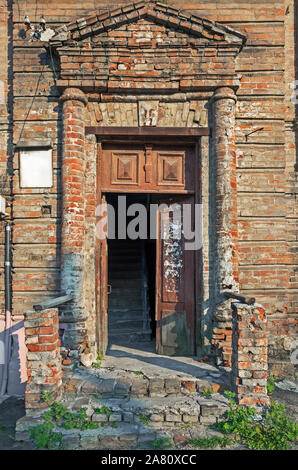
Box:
0 317 27 396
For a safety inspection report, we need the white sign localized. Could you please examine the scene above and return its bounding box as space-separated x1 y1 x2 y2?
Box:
20 149 53 188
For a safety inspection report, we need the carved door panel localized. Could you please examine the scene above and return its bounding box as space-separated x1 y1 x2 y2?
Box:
155 196 195 356
101 144 194 193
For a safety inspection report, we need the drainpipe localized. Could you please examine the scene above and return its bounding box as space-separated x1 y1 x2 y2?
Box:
0 222 12 396
5 223 12 313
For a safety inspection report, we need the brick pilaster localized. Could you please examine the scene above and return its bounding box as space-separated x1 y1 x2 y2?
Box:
210 87 239 366
24 308 62 414
231 303 270 406
59 88 88 349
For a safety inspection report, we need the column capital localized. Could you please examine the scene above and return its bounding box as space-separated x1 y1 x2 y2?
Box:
210 86 237 105
59 87 88 106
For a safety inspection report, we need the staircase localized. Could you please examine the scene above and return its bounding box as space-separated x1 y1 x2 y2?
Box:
108 239 152 345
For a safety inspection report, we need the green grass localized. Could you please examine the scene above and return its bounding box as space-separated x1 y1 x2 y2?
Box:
94 405 111 419
188 436 235 449
29 397 99 449
186 391 298 450
215 391 298 450
151 437 173 450
202 388 213 398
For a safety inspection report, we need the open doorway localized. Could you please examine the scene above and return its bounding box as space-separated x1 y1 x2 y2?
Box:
106 193 156 350
102 192 197 356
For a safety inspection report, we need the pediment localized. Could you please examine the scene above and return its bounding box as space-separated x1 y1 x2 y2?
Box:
50 1 246 48
50 2 246 93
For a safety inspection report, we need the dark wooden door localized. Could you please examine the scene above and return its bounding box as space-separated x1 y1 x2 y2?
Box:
101 144 195 194
155 196 195 356
98 195 109 355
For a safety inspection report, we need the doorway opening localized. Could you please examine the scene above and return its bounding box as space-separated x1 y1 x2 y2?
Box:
106 193 157 350
102 191 197 356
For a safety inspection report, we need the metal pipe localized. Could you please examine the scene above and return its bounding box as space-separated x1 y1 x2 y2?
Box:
223 291 255 305
33 294 73 312
5 223 12 313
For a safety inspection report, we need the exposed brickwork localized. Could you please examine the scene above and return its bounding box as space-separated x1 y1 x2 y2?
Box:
231 303 270 406
0 0 296 399
24 308 62 413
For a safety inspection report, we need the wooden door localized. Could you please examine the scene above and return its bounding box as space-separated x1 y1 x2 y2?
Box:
156 196 195 356
101 144 195 194
98 195 109 355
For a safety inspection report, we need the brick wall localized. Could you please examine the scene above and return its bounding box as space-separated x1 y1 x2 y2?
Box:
24 308 62 413
0 0 295 376
231 302 270 406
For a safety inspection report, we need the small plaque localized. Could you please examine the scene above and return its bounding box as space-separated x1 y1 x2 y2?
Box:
20 149 53 188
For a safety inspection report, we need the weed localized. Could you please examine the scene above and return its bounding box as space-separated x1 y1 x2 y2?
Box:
133 371 144 376
138 414 150 425
92 362 102 369
215 392 298 450
93 351 105 369
41 391 54 404
29 422 64 450
94 405 111 419
151 437 173 450
181 421 191 430
188 436 235 449
202 388 212 398
267 375 276 395
29 397 99 449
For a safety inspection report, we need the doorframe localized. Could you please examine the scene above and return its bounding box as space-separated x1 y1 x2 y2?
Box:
95 129 203 355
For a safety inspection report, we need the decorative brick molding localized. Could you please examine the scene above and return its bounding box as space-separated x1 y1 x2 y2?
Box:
231 303 270 406
24 308 62 413
51 1 246 45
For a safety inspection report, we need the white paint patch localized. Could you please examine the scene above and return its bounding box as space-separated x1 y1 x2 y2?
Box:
20 149 53 188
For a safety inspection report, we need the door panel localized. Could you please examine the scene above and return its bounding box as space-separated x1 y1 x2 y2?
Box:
102 144 194 193
156 197 195 356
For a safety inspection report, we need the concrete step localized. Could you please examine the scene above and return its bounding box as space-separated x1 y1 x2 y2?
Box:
109 279 143 288
109 271 143 279
108 262 142 270
108 302 142 310
109 254 141 261
109 315 143 329
14 365 231 450
109 312 144 321
109 288 142 298
109 330 152 343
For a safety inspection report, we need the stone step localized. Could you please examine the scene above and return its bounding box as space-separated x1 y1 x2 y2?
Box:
109 286 143 295
109 253 141 260
15 419 162 450
109 331 152 343
108 262 142 270
15 392 230 450
62 368 230 400
109 293 143 302
109 313 145 322
87 394 229 426
109 319 144 328
109 271 142 279
108 303 143 311
109 279 143 288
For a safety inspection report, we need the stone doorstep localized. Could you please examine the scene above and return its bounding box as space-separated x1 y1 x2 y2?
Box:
15 393 230 448
15 363 231 449
15 394 230 450
62 366 231 399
